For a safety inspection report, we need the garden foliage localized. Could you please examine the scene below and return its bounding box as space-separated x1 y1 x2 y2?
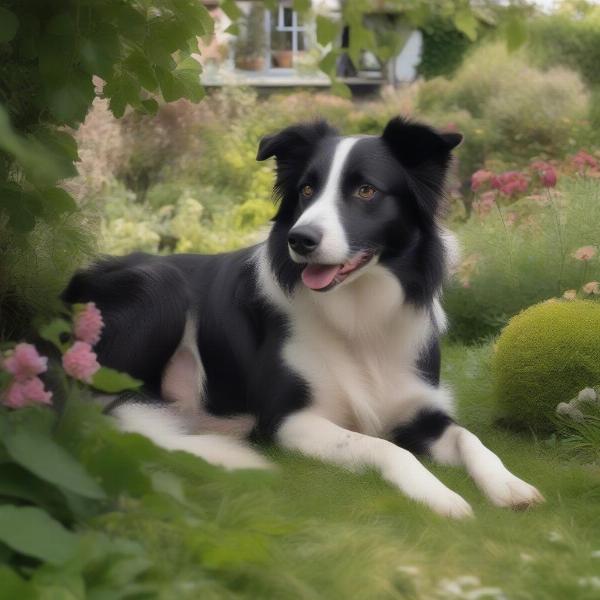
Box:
528 4 600 87
446 175 600 342
0 0 211 338
417 43 590 179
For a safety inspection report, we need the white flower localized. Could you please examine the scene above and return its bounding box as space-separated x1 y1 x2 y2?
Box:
578 576 600 590
548 531 564 543
575 387 599 406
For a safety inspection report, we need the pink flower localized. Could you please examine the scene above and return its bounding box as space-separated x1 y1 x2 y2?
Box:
471 169 494 192
582 281 600 295
563 289 577 300
573 246 597 261
2 343 48 381
572 150 598 173
62 341 100 383
530 161 558 188
491 171 529 197
3 377 52 409
74 302 104 345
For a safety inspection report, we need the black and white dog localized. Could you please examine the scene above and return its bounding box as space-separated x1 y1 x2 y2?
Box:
64 117 543 518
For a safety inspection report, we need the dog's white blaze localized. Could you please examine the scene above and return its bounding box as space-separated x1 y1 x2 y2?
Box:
292 137 359 264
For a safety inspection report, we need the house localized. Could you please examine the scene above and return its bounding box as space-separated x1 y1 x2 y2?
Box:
197 1 423 93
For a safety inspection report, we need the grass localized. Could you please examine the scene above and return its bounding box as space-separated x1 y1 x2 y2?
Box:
86 342 600 599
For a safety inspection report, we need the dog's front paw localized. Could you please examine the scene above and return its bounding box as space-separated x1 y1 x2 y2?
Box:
430 490 474 520
484 473 545 510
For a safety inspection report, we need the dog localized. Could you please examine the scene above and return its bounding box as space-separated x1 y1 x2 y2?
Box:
63 117 544 518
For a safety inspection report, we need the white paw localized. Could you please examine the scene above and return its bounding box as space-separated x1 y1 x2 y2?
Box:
484 473 545 510
430 490 474 520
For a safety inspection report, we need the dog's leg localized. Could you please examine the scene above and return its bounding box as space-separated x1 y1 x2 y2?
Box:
113 403 270 470
277 409 473 519
429 423 544 509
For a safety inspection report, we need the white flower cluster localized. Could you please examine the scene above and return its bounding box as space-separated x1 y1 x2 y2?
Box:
436 575 507 600
556 387 600 423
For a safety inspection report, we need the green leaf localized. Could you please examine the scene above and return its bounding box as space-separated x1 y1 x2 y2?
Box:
173 57 204 103
316 16 340 47
0 506 77 565
318 50 338 76
124 52 158 92
0 106 67 186
5 428 106 500
34 129 79 163
0 371 11 393
0 186 36 232
505 16 527 52
39 318 72 352
221 0 243 21
105 72 141 118
155 66 186 103
0 464 63 513
453 8 478 42
46 71 95 126
79 24 121 79
172 0 214 37
0 8 19 43
91 367 142 393
293 0 311 13
43 187 78 218
330 80 351 100
0 566 36 600
140 98 159 115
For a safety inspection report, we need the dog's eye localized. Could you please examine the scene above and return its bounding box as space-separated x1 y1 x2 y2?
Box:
301 185 314 198
357 184 376 200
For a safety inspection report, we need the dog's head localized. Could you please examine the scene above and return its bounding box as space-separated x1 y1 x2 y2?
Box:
258 117 461 300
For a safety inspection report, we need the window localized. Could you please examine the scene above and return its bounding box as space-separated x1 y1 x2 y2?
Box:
267 3 306 69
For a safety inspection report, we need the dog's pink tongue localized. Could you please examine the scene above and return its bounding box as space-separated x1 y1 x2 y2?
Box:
301 264 340 290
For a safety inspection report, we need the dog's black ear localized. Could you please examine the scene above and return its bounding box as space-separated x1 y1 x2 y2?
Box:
382 116 462 169
256 120 337 161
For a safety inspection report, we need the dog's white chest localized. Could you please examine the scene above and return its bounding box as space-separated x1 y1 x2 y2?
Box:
282 267 436 436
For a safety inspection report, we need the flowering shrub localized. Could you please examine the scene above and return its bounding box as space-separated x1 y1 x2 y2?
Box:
446 172 600 341
0 302 164 595
1 303 138 410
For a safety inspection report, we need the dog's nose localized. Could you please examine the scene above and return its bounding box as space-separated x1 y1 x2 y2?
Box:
288 226 322 256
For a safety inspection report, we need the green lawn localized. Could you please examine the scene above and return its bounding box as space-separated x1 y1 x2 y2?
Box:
82 343 600 599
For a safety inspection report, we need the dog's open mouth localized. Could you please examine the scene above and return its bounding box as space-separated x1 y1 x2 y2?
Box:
301 251 374 291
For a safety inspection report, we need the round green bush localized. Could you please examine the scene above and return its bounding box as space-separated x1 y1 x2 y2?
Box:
492 300 600 431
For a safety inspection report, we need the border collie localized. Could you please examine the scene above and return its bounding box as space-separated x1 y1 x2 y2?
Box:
63 117 543 518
